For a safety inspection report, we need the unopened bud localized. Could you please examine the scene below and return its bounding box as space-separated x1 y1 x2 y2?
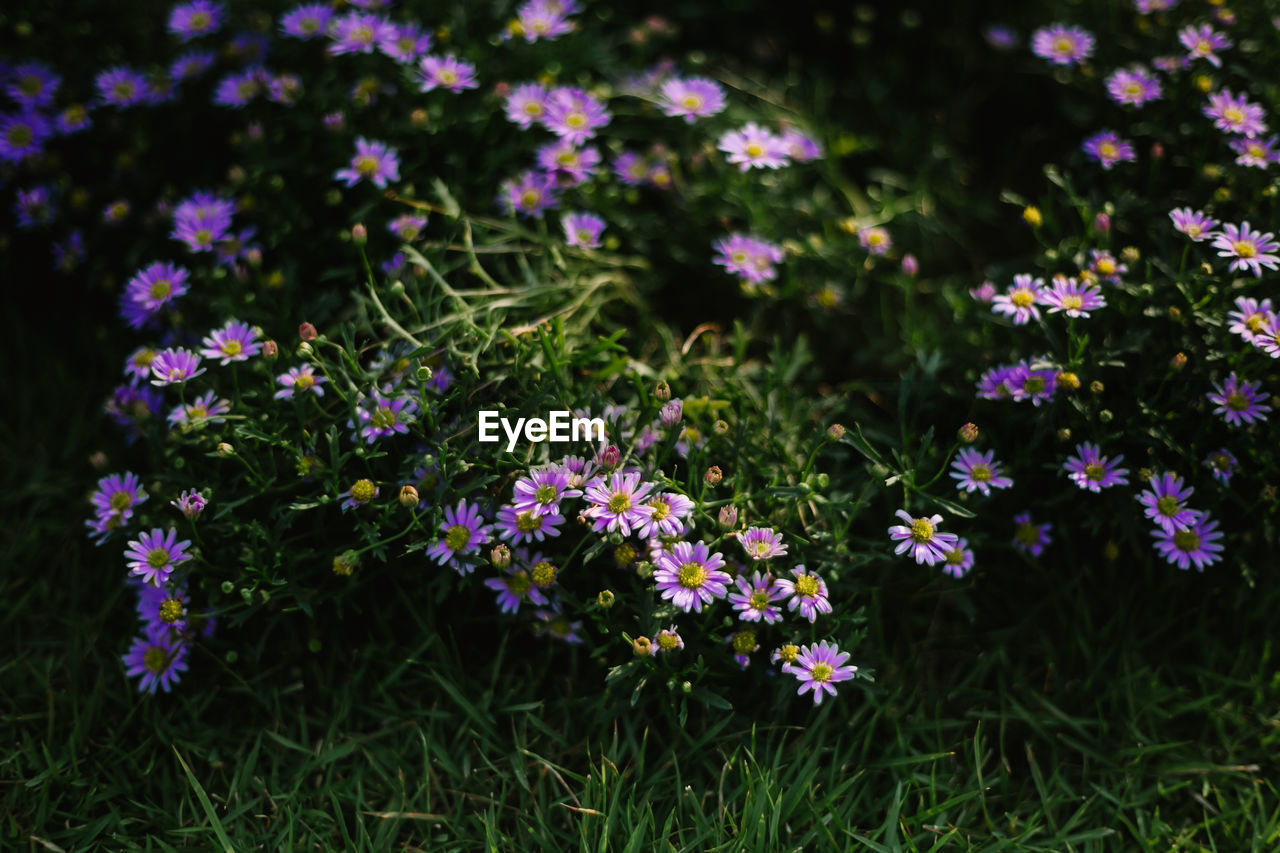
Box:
597 589 615 609
632 636 652 656
1090 380 1105 394
1057 428 1072 441
718 505 738 529
1168 306 1182 321
828 423 847 441
410 108 428 128
1121 246 1140 264
262 339 278 360
713 419 729 435
1172 352 1188 370
901 253 919 276
1099 409 1114 423
598 444 621 470
416 365 434 382
1056 371 1080 391
958 422 978 443
399 485 419 507
816 472 829 489
216 442 234 457
660 399 683 427
351 223 367 245
704 466 723 485
654 380 671 402
1093 212 1111 233
490 543 512 569
89 451 109 470
1137 468 1153 483
296 341 313 358
1022 206 1042 228
332 549 359 576
298 322 318 341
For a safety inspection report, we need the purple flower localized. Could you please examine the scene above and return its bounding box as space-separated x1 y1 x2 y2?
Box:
426 500 492 573
419 55 478 93
1063 442 1129 492
634 492 694 540
1211 222 1280 277
280 3 333 38
789 641 857 706
713 234 784 284
1229 136 1280 169
328 12 392 56
334 138 400 188
120 262 190 330
200 319 262 365
740 526 788 561
125 528 193 586
653 626 684 654
1207 372 1271 427
379 22 432 63
1012 512 1052 557
652 540 732 613
562 211 606 248
774 565 832 622
168 390 231 430
122 627 190 694
516 0 575 42
168 1 224 40
14 185 56 228
991 273 1045 324
1039 275 1106 317
0 111 50 163
511 465 581 517
1007 361 1058 406
659 399 683 428
658 77 727 123
718 122 787 171
498 170 559 218
970 281 996 303
55 104 92 135
950 447 1013 495
1179 24 1231 68
484 568 549 614
534 603 583 644
1106 67 1161 107
171 192 235 252
1137 473 1199 533
780 129 823 162
1204 90 1268 137
388 214 428 241
1227 296 1275 344
339 478 378 512
728 571 786 623
90 471 149 528
213 68 264 107
150 348 207 386
1031 24 1095 66
543 87 609 145
581 471 655 536
6 62 60 108
1202 448 1237 485
942 538 975 579
353 389 418 443
171 489 207 520
1152 513 1223 571
1169 207 1219 241
275 364 327 399
1082 130 1136 169
1087 250 1127 284
613 151 649 185
888 510 961 565
504 83 548 128
95 67 149 108
536 140 600 185
496 504 565 545
1135 0 1178 11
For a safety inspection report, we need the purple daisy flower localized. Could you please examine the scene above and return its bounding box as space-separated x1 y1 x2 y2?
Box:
171 196 233 253
168 0 224 41
1202 448 1237 485
991 274 1045 324
780 129 823 162
1179 24 1231 68
328 12 392 56
562 211 606 249
125 528 193 586
1227 296 1275 344
1087 250 1127 284
653 625 684 654
1229 136 1280 169
1082 130 1136 169
388 214 428 242
334 137 400 189
536 140 601 185
504 83 548 128
1152 513 1223 571
652 540 732 613
200 319 262 365
635 492 695 540
14 185 56 228
543 87 609 145
1007 361 1056 404
739 526 788 561
581 471 655 536
171 49 215 82
6 62 60 108
511 465 581 517
150 348 207 386
1204 90 1268 137
90 471 149 524
419 54 478 93
496 504 565 544
1031 24 1095 66
213 68 264 108
658 77 727 123
774 565 832 622
339 479 378 512
790 641 857 706
1137 472 1199 533
1207 373 1271 426
1169 207 1219 241
171 489 207 520
950 447 1014 495
858 226 892 255
484 568 550 615
713 234 784 284
516 0 575 42
426 499 492 573
1253 317 1280 359
1012 512 1052 557
55 104 92 136
122 627 190 694
95 67 149 108
167 390 231 431
1135 0 1178 11
280 3 333 38
275 365 326 399
613 151 649 185
718 122 787 171
970 281 996 303
1063 442 1129 492
888 510 961 565
1212 222 1280 277
534 603 584 644
0 111 50 163
728 571 786 624
1106 67 1161 107
122 346 159 383
942 538 975 579
498 170 559 218
1039 275 1106 317
378 21 432 63
120 262 190 330
353 389 418 443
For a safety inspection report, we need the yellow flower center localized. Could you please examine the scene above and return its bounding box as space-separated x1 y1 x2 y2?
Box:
294 374 314 390
1015 522 1039 546
970 464 992 482
159 598 184 623
1172 529 1200 552
1155 495 1180 517
1083 463 1106 481
680 94 703 110
1233 240 1257 259
656 632 680 651
732 630 757 655
778 644 799 663
8 125 32 146
531 560 557 587
371 406 397 429
113 81 135 99
351 479 376 503
523 102 543 117
146 548 170 569
143 645 169 674
945 547 965 565
1211 453 1231 471
519 189 541 209
220 338 243 357
1096 258 1116 275
189 11 210 29
438 68 458 85
1011 290 1035 307
676 561 708 589
1053 37 1073 55
648 499 671 521
515 511 542 534
353 26 374 44
809 662 834 683
19 75 42 96
110 491 134 511
606 492 631 514
1023 376 1046 395
565 112 587 128
794 574 819 597
1225 392 1249 411
1223 106 1244 124
909 518 934 543
355 155 380 176
444 524 471 551
1062 294 1084 310
745 142 765 157
504 571 532 597
300 18 319 33
193 228 212 246
1099 142 1117 159
749 590 771 610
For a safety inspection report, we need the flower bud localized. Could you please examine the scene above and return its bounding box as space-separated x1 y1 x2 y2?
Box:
216 442 234 457
660 399 683 427
713 419 729 435
490 544 512 569
296 341 313 358
332 550 359 576
654 380 671 402
632 636 652 656
89 451 109 470
1093 212 1111 233
1022 206 1042 228
1121 246 1140 264
816 472 830 490
598 444 621 470
718 505 738 529
220 580 235 594
1099 409 1114 423
298 322 318 341
399 485 420 507
1137 468 1153 483
681 680 692 694
828 423 847 441
597 589 615 609
351 223 367 245
1056 372 1080 391
1090 380 1105 394
1057 428 1072 441
901 253 919 276
261 339 278 360
416 365 434 383
410 107 428 128
958 422 978 443
1171 352 1188 370
704 466 723 485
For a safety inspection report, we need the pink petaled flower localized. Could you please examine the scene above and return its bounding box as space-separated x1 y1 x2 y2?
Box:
496 504 565 545
1039 275 1106 317
652 540 731 613
991 273 1044 324
499 170 559 218
970 281 996 303
504 83 548 128
739 526 787 561
941 538 975 579
1030 24 1094 66
789 641 858 706
727 571 786 624
1207 372 1271 427
1229 136 1280 169
536 140 601 185
859 226 892 256
150 348 206 386
200 319 261 366
888 510 960 565
780 129 823 162
543 87 610 145
1179 23 1231 68
1253 317 1280 359
1106 67 1161 107
1211 222 1280 277
275 364 327 399
334 137 400 188
353 389 418 443
1204 90 1268 137
580 471 655 536
1169 207 1219 241
1082 130 1136 169
774 565 832 622
327 12 393 56
712 234 784 284
419 54 478 93
717 122 787 171
1227 296 1276 344
1088 249 1127 283
950 447 1014 495
516 0 576 42
658 77 727 123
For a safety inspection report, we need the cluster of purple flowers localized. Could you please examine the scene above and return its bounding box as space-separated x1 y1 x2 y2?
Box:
717 122 823 172
1136 473 1224 571
712 234 785 285
975 359 1060 406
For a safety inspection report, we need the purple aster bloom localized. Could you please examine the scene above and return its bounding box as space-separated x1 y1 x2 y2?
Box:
213 68 263 107
1152 513 1224 571
1169 207 1219 241
496 504 565 544
975 364 1019 400
103 199 131 225
51 229 86 273
170 194 234 252
1088 250 1127 283
280 3 333 38
484 567 550 614
174 190 236 226
14 185 56 228
1012 511 1052 557
275 364 327 399
134 580 187 630
1207 372 1271 427
120 262 190 330
713 234 784 284
1227 296 1275 344
1252 317 1280 359
498 170 559 218
171 489 207 520
1039 275 1106 317
171 50 216 81
790 641 857 706
1063 442 1129 492
122 627 190 694
167 391 231 431
543 87 610 145
941 538 975 579
1135 0 1178 11
858 226 892 255
581 471 655 536
635 492 694 540
339 479 379 512
168 1 224 41
646 161 673 190
1179 24 1231 68
104 384 163 445
419 54 478 93
984 24 1019 50
0 111 50 163
718 122 787 171
426 499 492 573
991 273 1045 324
739 526 787 561
950 447 1014 495
1202 448 1237 485
213 226 259 268
516 0 574 42
779 129 823 162
334 137 400 188
658 77 727 123
1007 362 1057 406
511 466 582 517
55 104 92 135
1031 24 1095 66
653 625 684 654
1082 130 1136 169
6 62 60 108
200 319 261 365
1229 136 1280 169
1106 67 1161 107
773 564 830 622
125 528 193 586
328 12 392 56
660 399 683 428
562 211 606 249
353 389 418 443
1137 472 1199 533
534 603 584 644
970 281 997 303
537 140 601 185
95 67 149 108
652 540 732 613
1212 222 1280 277
150 348 207 386
1204 90 1268 137
613 151 649 185
378 22 432 63
888 509 961 565
388 214 428 242
728 571 786 624
90 471 149 524
504 83 548 128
